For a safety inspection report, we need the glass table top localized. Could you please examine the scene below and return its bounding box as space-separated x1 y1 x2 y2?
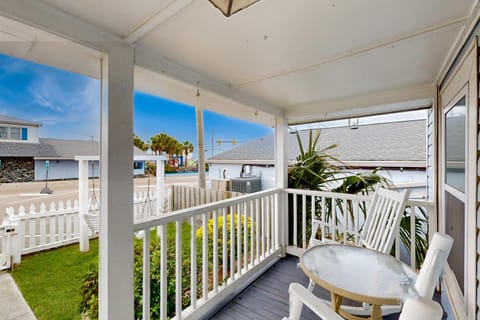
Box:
301 244 418 302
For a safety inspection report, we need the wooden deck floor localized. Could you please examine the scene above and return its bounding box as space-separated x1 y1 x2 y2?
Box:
210 256 402 320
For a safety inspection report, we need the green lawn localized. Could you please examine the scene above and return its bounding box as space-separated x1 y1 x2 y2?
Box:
11 240 99 320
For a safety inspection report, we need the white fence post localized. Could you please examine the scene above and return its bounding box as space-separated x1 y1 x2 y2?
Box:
78 159 89 252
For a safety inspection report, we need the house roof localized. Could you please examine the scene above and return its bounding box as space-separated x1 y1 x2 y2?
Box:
209 120 426 167
0 141 55 157
0 138 146 159
0 115 41 127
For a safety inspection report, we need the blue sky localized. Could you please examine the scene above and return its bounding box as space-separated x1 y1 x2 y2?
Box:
0 54 272 158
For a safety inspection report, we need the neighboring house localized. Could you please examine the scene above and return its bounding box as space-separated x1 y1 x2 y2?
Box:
208 120 426 197
0 115 145 182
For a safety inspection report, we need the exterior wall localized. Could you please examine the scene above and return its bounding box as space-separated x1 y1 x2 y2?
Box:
35 160 99 180
209 163 427 196
0 157 34 182
35 160 145 181
209 163 276 190
0 124 39 143
426 108 435 201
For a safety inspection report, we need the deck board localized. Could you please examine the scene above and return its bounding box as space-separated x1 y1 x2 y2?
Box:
210 256 400 320
208 255 448 320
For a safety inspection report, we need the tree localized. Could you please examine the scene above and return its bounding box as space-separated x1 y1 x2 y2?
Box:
182 141 194 168
133 135 149 152
150 133 179 158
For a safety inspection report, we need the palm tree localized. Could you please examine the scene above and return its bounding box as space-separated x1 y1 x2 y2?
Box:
182 141 194 168
133 135 149 151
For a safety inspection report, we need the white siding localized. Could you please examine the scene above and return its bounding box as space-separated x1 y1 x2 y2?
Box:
426 108 435 201
34 160 99 180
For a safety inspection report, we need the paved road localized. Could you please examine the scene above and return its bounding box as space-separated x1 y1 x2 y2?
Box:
0 174 199 224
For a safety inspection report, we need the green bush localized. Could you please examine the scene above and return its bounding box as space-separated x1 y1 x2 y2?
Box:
80 224 201 319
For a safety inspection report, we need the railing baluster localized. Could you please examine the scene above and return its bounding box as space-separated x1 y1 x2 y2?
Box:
237 205 242 275
190 216 197 308
176 221 182 319
410 205 416 270
321 196 326 242
310 195 316 247
261 197 265 259
213 210 219 293
159 225 167 320
250 200 254 266
255 198 260 262
342 199 347 244
354 200 360 246
222 207 227 286
230 205 235 281
202 213 208 301
266 195 271 254
293 194 297 247
302 194 306 249
142 228 150 320
332 197 337 242
243 201 248 270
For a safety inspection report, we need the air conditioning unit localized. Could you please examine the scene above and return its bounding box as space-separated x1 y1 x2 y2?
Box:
230 176 262 193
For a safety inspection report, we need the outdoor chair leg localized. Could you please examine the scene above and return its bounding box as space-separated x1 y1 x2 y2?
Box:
307 279 315 291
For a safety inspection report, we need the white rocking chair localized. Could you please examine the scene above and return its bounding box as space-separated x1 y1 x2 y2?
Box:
309 186 410 252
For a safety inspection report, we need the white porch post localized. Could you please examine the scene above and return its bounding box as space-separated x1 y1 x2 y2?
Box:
78 159 89 252
99 44 134 319
156 159 165 213
275 117 288 256
196 107 206 189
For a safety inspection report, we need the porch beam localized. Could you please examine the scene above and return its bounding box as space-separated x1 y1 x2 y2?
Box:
99 44 135 319
122 0 193 44
435 2 480 85
287 85 435 124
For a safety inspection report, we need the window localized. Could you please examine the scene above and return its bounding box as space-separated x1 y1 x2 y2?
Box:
0 127 7 139
445 96 466 192
0 126 26 140
10 127 21 140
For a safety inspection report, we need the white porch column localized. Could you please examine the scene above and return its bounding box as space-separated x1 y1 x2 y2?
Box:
274 117 288 256
99 44 134 319
156 159 165 213
196 107 206 189
78 159 89 251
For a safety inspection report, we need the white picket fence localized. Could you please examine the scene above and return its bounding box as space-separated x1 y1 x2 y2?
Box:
171 185 243 211
0 191 159 270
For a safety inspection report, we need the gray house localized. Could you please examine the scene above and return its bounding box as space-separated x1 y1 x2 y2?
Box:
0 115 145 182
208 120 426 196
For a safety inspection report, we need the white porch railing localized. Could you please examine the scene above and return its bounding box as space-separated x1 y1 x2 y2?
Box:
285 188 435 270
134 188 282 320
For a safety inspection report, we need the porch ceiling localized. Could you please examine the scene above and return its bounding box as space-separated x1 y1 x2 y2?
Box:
0 0 476 124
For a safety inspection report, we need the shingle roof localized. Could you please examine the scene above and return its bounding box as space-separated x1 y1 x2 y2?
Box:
0 141 56 157
210 120 426 163
0 115 41 127
0 139 146 158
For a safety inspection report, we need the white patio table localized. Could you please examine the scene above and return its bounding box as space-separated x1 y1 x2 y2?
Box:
300 244 418 320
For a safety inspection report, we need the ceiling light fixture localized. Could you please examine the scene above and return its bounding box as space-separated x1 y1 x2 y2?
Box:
208 0 261 17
